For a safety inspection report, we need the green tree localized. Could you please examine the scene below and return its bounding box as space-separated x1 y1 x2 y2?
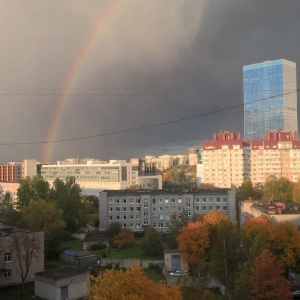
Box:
233 262 252 300
22 199 65 258
236 179 257 201
292 180 300 204
263 175 293 200
105 221 122 240
0 193 21 226
142 226 163 256
17 175 50 208
167 210 190 248
50 177 85 233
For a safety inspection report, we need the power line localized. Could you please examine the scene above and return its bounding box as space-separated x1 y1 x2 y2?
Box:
0 88 297 146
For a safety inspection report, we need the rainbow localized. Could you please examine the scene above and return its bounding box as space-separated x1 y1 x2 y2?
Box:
43 0 123 161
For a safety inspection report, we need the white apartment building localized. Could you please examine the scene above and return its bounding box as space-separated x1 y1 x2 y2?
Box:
99 188 236 233
41 160 162 196
201 130 300 188
201 131 250 188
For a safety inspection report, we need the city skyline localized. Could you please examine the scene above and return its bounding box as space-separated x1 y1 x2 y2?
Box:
1 1 300 163
243 59 298 140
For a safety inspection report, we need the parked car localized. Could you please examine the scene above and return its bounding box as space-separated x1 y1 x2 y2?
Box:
293 290 300 299
170 270 182 276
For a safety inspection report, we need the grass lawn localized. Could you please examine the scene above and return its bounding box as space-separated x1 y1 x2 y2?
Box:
60 238 83 251
108 237 163 260
144 268 165 283
45 258 70 270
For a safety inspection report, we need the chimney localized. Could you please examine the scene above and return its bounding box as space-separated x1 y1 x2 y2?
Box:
237 132 241 140
213 133 217 141
266 131 270 141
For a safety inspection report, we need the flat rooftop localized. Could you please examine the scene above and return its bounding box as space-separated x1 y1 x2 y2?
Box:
35 267 88 280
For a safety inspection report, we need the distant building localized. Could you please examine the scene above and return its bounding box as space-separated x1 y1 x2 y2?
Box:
41 159 162 196
201 130 250 188
188 148 199 166
243 59 298 140
0 182 19 202
0 162 22 182
0 225 44 288
201 129 300 187
240 199 300 228
99 188 235 233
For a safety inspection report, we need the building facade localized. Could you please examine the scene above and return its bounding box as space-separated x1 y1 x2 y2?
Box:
243 59 298 140
201 130 300 187
99 189 235 233
41 160 162 196
0 225 44 288
201 131 250 188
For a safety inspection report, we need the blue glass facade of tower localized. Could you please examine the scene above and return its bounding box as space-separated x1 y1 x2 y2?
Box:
243 59 297 140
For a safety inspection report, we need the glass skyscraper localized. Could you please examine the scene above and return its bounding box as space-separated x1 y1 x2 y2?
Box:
243 59 298 140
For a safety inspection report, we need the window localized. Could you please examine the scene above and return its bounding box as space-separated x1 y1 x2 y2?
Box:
129 223 134 228
165 207 169 211
115 199 120 204
159 215 164 220
153 223 157 228
108 199 112 205
122 199 127 204
159 199 163 203
186 202 191 208
216 198 220 203
159 223 164 228
165 199 169 203
136 207 141 212
109 216 113 221
216 206 220 211
152 198 156 204
129 215 134 220
223 198 227 203
129 207 134 212
122 207 127 212
178 198 182 203
166 223 169 228
144 211 149 216
159 207 163 212
129 199 134 204
136 199 141 204
115 207 120 212
171 198 175 203
136 223 141 228
223 206 227 211
202 206 207 211
123 223 127 228
123 215 127 220
209 198 213 203
194 198 200 203
144 203 149 208
153 207 156 212
108 207 113 212
136 214 140 220
195 206 200 211
143 220 149 225
165 215 170 221
116 216 120 220
171 207 176 212
178 207 182 211
188 211 191 216
209 206 213 211
202 198 207 203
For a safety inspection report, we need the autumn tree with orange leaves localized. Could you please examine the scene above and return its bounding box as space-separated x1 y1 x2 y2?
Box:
88 263 182 300
177 221 209 270
112 228 134 249
250 249 291 300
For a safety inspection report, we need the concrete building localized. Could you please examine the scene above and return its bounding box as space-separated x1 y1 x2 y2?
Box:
99 188 235 233
188 148 199 166
0 182 19 202
244 59 298 140
0 162 22 182
0 225 44 288
201 130 300 187
35 267 89 300
240 199 300 228
41 159 162 196
201 130 250 188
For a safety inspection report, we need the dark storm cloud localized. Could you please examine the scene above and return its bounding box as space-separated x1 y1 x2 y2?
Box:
0 0 299 163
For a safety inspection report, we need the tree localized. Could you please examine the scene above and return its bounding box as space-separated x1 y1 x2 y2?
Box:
22 199 65 258
105 221 122 240
293 180 300 204
17 175 50 208
233 262 252 300
88 263 182 299
50 177 85 233
167 210 190 248
142 226 163 256
113 228 134 249
10 231 42 299
177 221 209 266
250 249 291 300
198 183 216 189
263 175 293 201
0 193 21 226
236 179 257 201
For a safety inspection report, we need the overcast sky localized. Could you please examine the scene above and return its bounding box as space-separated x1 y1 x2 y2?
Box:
0 0 300 163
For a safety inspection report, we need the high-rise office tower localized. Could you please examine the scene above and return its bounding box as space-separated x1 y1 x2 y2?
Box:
243 59 298 140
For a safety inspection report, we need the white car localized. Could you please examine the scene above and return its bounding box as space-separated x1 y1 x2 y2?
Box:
170 270 182 276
